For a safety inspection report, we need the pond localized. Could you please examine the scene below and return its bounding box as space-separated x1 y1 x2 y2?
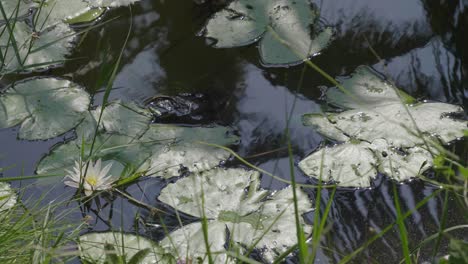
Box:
0 0 467 263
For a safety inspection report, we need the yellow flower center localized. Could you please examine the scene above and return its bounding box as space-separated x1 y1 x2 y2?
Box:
85 175 98 187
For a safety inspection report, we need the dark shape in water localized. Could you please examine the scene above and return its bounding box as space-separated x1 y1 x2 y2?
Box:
146 93 219 124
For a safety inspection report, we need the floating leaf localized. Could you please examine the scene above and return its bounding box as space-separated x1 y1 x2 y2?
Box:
299 67 467 187
79 232 170 264
329 102 465 147
302 113 349 142
87 0 141 7
0 0 32 22
0 182 17 211
0 78 90 140
161 222 232 264
325 66 411 109
33 0 93 29
38 120 238 180
370 139 434 181
0 22 76 72
36 133 148 177
159 168 312 262
140 124 239 178
204 0 333 66
75 101 152 141
299 141 377 187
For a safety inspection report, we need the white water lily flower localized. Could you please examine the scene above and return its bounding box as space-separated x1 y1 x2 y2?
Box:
64 159 115 196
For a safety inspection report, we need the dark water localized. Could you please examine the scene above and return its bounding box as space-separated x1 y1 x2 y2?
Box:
1 0 467 263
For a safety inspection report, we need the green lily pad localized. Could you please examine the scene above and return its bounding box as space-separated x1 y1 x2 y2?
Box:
302 113 349 142
204 0 333 66
370 139 434 181
75 101 152 141
79 232 170 264
139 124 239 178
0 0 32 22
38 120 239 180
299 141 378 187
325 66 414 109
329 102 465 147
36 133 149 177
87 0 141 7
0 78 90 140
0 22 76 72
299 67 467 187
160 221 233 264
0 182 17 211
159 168 312 262
33 0 93 29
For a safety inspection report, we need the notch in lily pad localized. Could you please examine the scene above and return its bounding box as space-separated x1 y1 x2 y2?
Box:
203 0 334 67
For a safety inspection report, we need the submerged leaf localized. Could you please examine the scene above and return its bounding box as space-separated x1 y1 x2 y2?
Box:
204 0 333 66
0 182 17 211
0 78 90 140
79 232 169 264
159 168 312 262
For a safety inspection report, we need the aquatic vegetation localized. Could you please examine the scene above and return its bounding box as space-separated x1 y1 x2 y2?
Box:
158 168 312 263
203 0 334 66
299 66 467 187
0 182 16 211
78 232 169 263
0 78 90 140
0 22 76 72
88 0 141 7
64 159 116 196
1 0 466 263
35 99 239 180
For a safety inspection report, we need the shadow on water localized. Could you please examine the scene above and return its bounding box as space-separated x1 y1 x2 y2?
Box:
0 0 467 262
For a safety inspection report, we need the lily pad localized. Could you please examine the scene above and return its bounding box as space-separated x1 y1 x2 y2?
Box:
159 168 312 262
87 0 141 7
161 222 233 264
299 141 378 187
0 0 32 22
0 22 76 72
33 0 93 29
204 0 333 66
299 67 467 187
75 101 152 141
0 182 17 211
36 133 149 177
325 66 413 109
78 232 170 264
38 120 239 180
0 78 90 140
139 124 239 178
